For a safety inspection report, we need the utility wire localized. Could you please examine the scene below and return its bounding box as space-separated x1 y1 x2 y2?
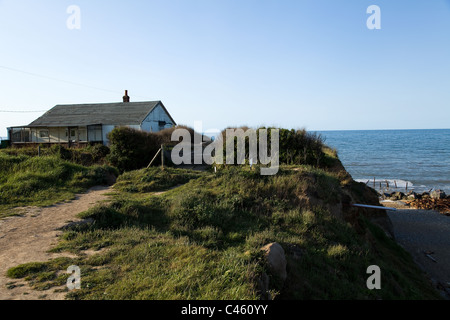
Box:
0 65 152 99
0 110 47 113
0 65 122 95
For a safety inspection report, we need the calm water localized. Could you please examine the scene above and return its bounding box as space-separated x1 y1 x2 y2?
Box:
318 129 450 194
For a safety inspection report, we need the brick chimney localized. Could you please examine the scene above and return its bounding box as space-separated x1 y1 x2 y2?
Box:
123 90 130 103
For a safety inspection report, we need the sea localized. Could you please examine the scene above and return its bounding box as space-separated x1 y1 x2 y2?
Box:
317 129 450 195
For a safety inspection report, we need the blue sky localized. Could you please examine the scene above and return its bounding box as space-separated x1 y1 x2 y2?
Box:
0 0 449 137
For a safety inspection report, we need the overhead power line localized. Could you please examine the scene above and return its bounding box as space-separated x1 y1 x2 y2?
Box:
0 65 122 95
0 110 47 113
0 65 152 99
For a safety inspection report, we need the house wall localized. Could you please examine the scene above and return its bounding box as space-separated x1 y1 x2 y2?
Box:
102 125 115 146
141 104 175 132
50 128 64 143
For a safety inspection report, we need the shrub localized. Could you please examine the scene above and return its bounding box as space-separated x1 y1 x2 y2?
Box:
89 144 110 162
278 128 325 166
107 127 162 172
156 125 207 146
49 144 72 160
216 127 326 168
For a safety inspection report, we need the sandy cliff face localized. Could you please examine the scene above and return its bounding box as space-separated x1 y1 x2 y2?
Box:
323 156 395 239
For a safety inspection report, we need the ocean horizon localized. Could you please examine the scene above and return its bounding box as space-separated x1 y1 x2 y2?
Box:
318 128 450 195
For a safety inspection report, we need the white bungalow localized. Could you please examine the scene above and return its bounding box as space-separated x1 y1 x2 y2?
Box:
8 91 176 146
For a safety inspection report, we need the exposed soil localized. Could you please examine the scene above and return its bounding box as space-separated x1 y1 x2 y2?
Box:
0 186 111 300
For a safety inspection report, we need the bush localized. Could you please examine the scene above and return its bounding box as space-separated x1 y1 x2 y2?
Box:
107 127 162 172
49 144 72 160
156 125 206 145
89 144 110 162
217 127 326 168
278 128 325 166
0 140 10 149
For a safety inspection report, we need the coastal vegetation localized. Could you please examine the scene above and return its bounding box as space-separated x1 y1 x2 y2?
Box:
1 127 442 299
0 148 117 218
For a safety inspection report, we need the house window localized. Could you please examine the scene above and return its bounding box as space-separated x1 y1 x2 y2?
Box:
23 131 30 142
78 128 87 142
40 130 49 138
158 121 166 130
12 131 22 142
88 125 102 142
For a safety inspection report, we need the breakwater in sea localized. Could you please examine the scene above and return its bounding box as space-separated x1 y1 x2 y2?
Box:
382 189 450 215
319 129 450 194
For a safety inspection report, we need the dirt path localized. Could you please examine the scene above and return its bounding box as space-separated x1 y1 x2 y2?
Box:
0 186 111 300
386 207 450 299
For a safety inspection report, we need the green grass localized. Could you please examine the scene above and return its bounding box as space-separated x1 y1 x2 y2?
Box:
0 144 111 166
62 228 259 300
114 167 205 194
7 165 442 300
0 153 118 218
7 257 77 291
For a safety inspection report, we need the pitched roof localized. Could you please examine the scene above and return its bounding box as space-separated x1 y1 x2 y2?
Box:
28 101 175 127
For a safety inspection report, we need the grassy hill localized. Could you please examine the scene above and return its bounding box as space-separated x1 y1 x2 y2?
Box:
2 129 442 299
6 163 441 300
